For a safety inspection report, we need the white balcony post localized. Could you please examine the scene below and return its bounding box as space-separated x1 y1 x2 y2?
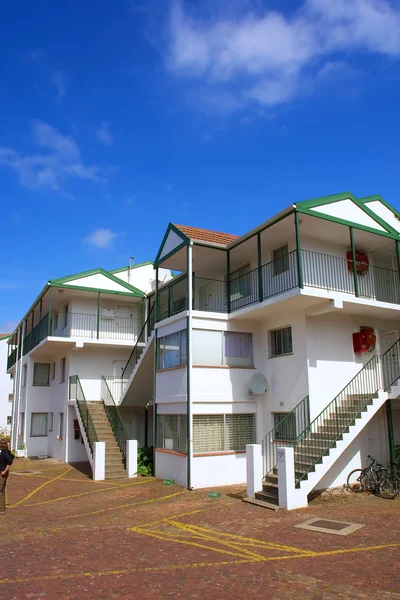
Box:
126 439 138 478
246 444 263 499
277 446 307 510
93 441 105 481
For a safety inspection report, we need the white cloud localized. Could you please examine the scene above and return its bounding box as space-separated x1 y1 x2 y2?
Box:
0 121 105 191
51 70 69 99
84 228 118 249
96 122 113 146
167 0 400 113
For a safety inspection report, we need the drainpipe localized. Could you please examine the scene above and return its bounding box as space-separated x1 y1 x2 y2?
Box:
186 243 193 490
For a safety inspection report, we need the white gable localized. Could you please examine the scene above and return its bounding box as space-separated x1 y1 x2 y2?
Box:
159 230 185 261
364 200 400 234
113 265 173 294
65 273 132 293
310 199 386 232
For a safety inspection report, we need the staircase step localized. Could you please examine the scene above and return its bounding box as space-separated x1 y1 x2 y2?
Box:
262 483 278 496
265 473 278 485
255 490 280 505
242 497 280 512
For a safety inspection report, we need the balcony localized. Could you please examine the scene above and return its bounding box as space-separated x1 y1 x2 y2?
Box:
156 249 400 322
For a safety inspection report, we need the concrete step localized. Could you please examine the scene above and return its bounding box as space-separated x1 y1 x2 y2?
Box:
265 473 278 485
242 497 280 511
255 490 280 505
262 482 278 495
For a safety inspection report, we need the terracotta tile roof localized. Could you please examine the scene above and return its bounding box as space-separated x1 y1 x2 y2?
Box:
174 224 239 246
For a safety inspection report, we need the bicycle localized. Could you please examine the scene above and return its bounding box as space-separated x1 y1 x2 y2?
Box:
347 455 397 499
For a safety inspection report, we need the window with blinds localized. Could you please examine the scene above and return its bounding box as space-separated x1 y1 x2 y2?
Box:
193 414 255 453
157 415 187 454
33 363 50 386
192 330 254 367
157 330 187 370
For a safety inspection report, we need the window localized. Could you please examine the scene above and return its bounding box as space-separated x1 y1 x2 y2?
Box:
192 330 254 367
6 416 11 425
157 330 187 370
8 393 13 403
156 415 187 454
51 362 56 381
270 327 292 357
273 412 296 442
22 364 27 387
63 304 69 328
230 264 251 297
33 363 50 386
58 412 64 439
193 414 255 453
48 412 53 432
224 332 253 367
19 412 25 435
31 412 48 437
273 245 289 276
60 357 66 383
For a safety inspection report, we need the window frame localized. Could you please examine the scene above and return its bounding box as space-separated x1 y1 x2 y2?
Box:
192 330 254 367
30 412 48 438
193 413 256 454
58 412 64 440
22 364 27 387
273 412 297 442
33 362 51 386
269 326 293 358
273 244 289 276
60 357 66 384
51 362 56 381
156 414 187 454
48 412 53 432
157 330 187 371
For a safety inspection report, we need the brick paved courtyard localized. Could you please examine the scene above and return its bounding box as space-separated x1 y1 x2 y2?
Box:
2 458 399 599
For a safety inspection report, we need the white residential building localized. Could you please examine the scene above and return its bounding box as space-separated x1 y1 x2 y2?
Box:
0 334 13 434
7 262 172 475
111 192 400 507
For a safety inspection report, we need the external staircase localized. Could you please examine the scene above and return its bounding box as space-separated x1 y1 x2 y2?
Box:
69 375 126 480
253 342 400 510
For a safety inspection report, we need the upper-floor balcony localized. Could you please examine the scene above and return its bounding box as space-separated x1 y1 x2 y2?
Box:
156 248 400 323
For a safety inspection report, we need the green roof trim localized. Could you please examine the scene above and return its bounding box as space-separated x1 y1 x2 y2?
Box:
296 191 399 237
154 223 189 267
50 283 143 297
49 268 145 297
109 261 154 274
0 334 11 341
360 195 400 222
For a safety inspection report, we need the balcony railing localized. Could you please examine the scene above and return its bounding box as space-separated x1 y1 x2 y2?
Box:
156 249 400 322
7 348 18 370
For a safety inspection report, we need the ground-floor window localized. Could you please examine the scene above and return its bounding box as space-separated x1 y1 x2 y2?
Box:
31 412 48 437
273 412 296 442
193 414 255 453
157 414 187 454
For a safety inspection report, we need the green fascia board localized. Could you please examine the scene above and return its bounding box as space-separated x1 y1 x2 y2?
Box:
50 268 145 297
108 261 154 274
360 195 400 221
50 282 143 297
0 334 11 341
154 223 189 266
296 206 400 241
296 191 398 236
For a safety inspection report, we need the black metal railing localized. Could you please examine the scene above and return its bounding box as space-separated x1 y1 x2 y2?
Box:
193 277 227 312
302 250 354 294
7 348 18 370
101 376 128 459
382 338 400 390
262 250 299 300
292 355 380 485
23 314 49 356
157 275 188 322
69 375 98 455
121 303 155 382
262 395 310 477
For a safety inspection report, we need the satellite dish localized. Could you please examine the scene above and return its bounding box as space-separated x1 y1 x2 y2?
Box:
249 373 268 395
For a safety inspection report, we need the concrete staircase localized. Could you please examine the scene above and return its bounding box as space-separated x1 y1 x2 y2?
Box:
86 401 126 479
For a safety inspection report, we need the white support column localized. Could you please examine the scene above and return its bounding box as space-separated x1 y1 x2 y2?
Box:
277 446 308 510
126 439 138 478
93 441 106 481
246 444 263 499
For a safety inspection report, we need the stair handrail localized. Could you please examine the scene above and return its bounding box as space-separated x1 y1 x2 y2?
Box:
381 337 400 390
101 376 129 458
262 395 310 477
121 303 155 381
292 354 380 485
69 375 98 454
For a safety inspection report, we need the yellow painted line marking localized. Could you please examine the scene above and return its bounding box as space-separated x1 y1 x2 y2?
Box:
9 467 73 508
129 502 232 530
9 479 151 509
65 490 188 520
0 543 398 586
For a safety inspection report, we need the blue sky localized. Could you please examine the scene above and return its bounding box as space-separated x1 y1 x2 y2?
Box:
2 0 400 332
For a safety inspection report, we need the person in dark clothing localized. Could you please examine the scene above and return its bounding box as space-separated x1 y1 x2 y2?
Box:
0 439 14 515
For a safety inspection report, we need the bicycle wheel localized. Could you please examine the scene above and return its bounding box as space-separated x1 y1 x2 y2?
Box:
347 469 367 493
377 475 397 500
390 474 400 495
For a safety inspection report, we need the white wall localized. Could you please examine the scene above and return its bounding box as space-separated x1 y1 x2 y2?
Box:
155 450 187 487
0 338 13 433
192 454 247 488
113 264 172 294
67 405 88 462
